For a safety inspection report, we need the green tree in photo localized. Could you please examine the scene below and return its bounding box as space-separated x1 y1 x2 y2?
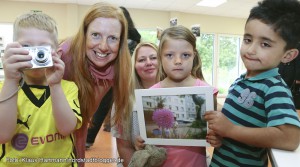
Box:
156 96 166 109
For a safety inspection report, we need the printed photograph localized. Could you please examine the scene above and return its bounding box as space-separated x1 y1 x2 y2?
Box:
135 87 213 146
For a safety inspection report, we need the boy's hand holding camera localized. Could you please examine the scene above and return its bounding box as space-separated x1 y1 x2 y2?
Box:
45 49 65 87
3 42 64 87
2 42 32 84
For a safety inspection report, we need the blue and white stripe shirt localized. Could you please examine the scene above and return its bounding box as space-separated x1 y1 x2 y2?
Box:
210 68 300 167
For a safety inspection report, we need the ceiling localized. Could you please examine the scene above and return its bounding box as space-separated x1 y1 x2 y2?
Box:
5 0 262 18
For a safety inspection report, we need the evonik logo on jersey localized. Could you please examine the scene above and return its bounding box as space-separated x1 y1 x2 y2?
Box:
11 133 66 151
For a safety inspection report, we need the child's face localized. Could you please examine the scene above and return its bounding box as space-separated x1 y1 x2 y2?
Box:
17 27 55 82
86 17 121 68
240 19 288 78
161 39 195 81
135 46 158 84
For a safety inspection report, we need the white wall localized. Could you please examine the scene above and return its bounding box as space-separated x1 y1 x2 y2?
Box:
0 0 246 40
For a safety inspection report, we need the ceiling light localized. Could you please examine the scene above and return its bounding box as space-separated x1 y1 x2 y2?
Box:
197 0 227 7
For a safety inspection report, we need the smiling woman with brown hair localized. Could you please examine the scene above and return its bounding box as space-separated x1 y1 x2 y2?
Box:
58 2 134 166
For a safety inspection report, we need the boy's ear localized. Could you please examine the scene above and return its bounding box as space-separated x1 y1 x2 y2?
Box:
281 48 299 63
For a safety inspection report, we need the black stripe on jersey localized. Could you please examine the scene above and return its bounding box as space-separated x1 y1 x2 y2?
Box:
0 144 5 161
72 109 82 117
71 152 75 167
73 100 80 108
22 82 50 108
72 99 82 118
70 134 77 167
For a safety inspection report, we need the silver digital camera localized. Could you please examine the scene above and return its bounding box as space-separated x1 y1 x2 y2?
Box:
24 46 53 69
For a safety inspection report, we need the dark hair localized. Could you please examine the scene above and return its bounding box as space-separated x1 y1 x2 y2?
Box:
120 6 141 43
247 0 300 51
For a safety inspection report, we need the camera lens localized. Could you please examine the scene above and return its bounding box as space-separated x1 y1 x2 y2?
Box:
35 50 48 63
37 51 45 59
